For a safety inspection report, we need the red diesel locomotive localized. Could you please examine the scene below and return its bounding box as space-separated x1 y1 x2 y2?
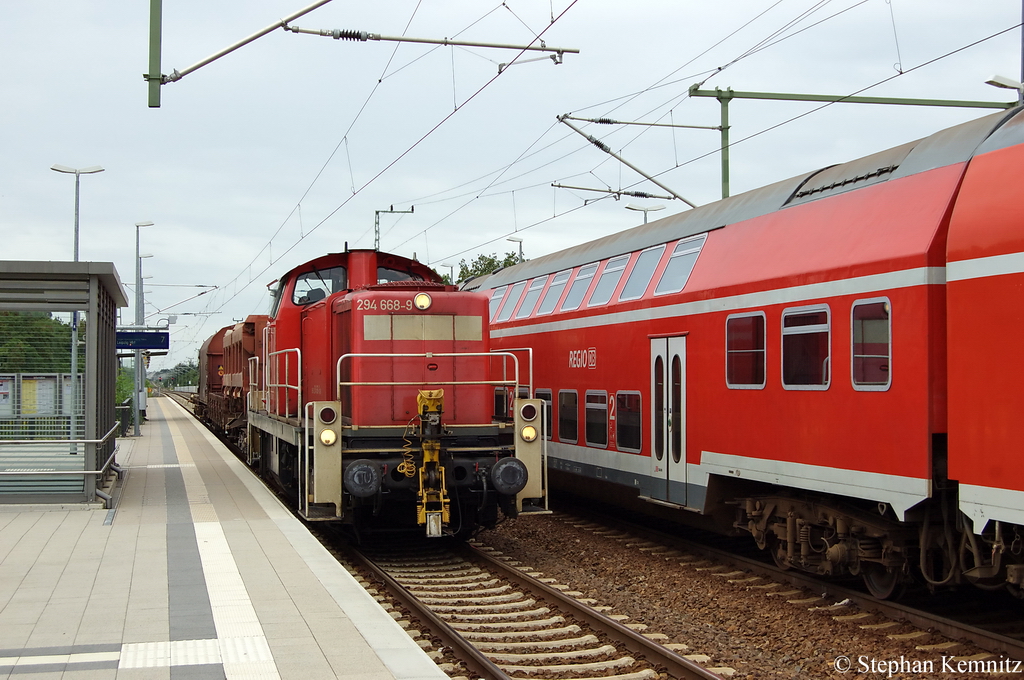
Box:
196 249 544 538
467 107 1024 597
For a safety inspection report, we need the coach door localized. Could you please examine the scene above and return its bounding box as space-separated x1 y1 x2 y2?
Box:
650 336 686 506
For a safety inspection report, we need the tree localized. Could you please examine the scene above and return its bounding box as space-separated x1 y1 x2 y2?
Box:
446 251 523 285
0 311 76 373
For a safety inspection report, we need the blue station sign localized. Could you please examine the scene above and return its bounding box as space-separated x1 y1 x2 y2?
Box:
116 331 170 350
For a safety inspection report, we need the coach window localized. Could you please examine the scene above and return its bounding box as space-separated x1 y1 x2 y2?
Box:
558 390 578 443
496 281 527 322
655 235 706 295
726 312 766 389
588 255 630 307
782 305 831 390
293 266 347 305
560 264 599 311
615 391 642 453
619 245 666 301
585 391 608 448
536 389 553 440
537 270 571 315
489 287 507 320
515 276 548 319
852 299 891 391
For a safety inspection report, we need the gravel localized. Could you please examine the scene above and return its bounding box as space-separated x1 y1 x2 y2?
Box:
477 512 991 679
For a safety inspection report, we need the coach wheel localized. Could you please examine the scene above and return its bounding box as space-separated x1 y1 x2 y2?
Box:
862 564 901 599
769 537 791 571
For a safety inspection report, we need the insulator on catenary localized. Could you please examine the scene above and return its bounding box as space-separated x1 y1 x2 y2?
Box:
332 29 369 41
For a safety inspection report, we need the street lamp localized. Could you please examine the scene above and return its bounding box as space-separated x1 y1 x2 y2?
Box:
985 75 1024 105
50 164 105 262
507 236 524 262
51 164 104 453
440 262 455 283
625 203 665 224
134 221 154 436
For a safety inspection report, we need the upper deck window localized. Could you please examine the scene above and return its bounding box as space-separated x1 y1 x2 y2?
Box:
588 255 630 307
560 264 598 312
537 270 571 315
515 277 548 319
292 266 347 305
496 281 527 322
654 235 706 295
619 245 666 301
782 305 830 390
852 299 891 391
489 287 507 320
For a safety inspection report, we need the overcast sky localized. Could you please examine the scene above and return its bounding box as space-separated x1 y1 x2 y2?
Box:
2 1 1021 370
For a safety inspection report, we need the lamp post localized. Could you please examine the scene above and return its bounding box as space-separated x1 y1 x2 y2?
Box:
625 203 665 225
985 75 1024 106
440 262 455 284
51 164 104 453
134 221 154 436
507 236 524 262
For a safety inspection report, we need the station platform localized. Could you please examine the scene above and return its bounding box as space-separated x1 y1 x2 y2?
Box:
0 396 448 680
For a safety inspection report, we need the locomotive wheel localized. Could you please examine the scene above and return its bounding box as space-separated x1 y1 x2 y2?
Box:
769 537 791 571
862 564 901 599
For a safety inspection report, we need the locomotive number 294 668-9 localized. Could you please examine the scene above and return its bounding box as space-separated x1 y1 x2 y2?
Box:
357 298 416 311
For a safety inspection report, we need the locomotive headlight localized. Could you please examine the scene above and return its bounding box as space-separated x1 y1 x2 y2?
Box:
320 429 337 446
519 425 538 442
413 293 432 310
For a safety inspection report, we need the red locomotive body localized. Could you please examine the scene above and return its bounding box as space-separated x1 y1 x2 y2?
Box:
202 248 544 538
468 108 1024 597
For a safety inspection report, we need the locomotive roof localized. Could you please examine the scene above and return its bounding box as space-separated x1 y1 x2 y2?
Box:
465 107 1023 292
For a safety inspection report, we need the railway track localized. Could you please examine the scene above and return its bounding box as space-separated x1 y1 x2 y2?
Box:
482 507 1024 673
342 537 727 680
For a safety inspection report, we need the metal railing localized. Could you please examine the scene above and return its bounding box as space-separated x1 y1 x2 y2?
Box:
0 422 121 475
267 347 302 418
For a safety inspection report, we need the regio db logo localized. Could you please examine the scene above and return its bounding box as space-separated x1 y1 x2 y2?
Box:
568 347 597 369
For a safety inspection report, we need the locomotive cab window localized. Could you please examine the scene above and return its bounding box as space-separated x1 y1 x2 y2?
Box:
585 391 608 448
560 264 598 312
516 276 548 319
558 390 578 444
852 299 891 391
588 255 630 307
654 234 706 295
292 266 347 305
782 305 830 390
726 312 766 389
536 389 553 440
619 245 666 301
537 270 571 315
377 267 424 284
615 391 642 453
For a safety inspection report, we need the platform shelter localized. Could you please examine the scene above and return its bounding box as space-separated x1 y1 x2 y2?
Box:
0 261 128 504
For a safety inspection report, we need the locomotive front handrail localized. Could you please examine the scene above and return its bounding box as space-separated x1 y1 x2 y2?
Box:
268 347 302 417
335 351 521 399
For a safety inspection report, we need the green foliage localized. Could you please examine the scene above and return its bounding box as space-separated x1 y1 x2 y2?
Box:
0 311 77 373
445 251 524 285
154 361 199 389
